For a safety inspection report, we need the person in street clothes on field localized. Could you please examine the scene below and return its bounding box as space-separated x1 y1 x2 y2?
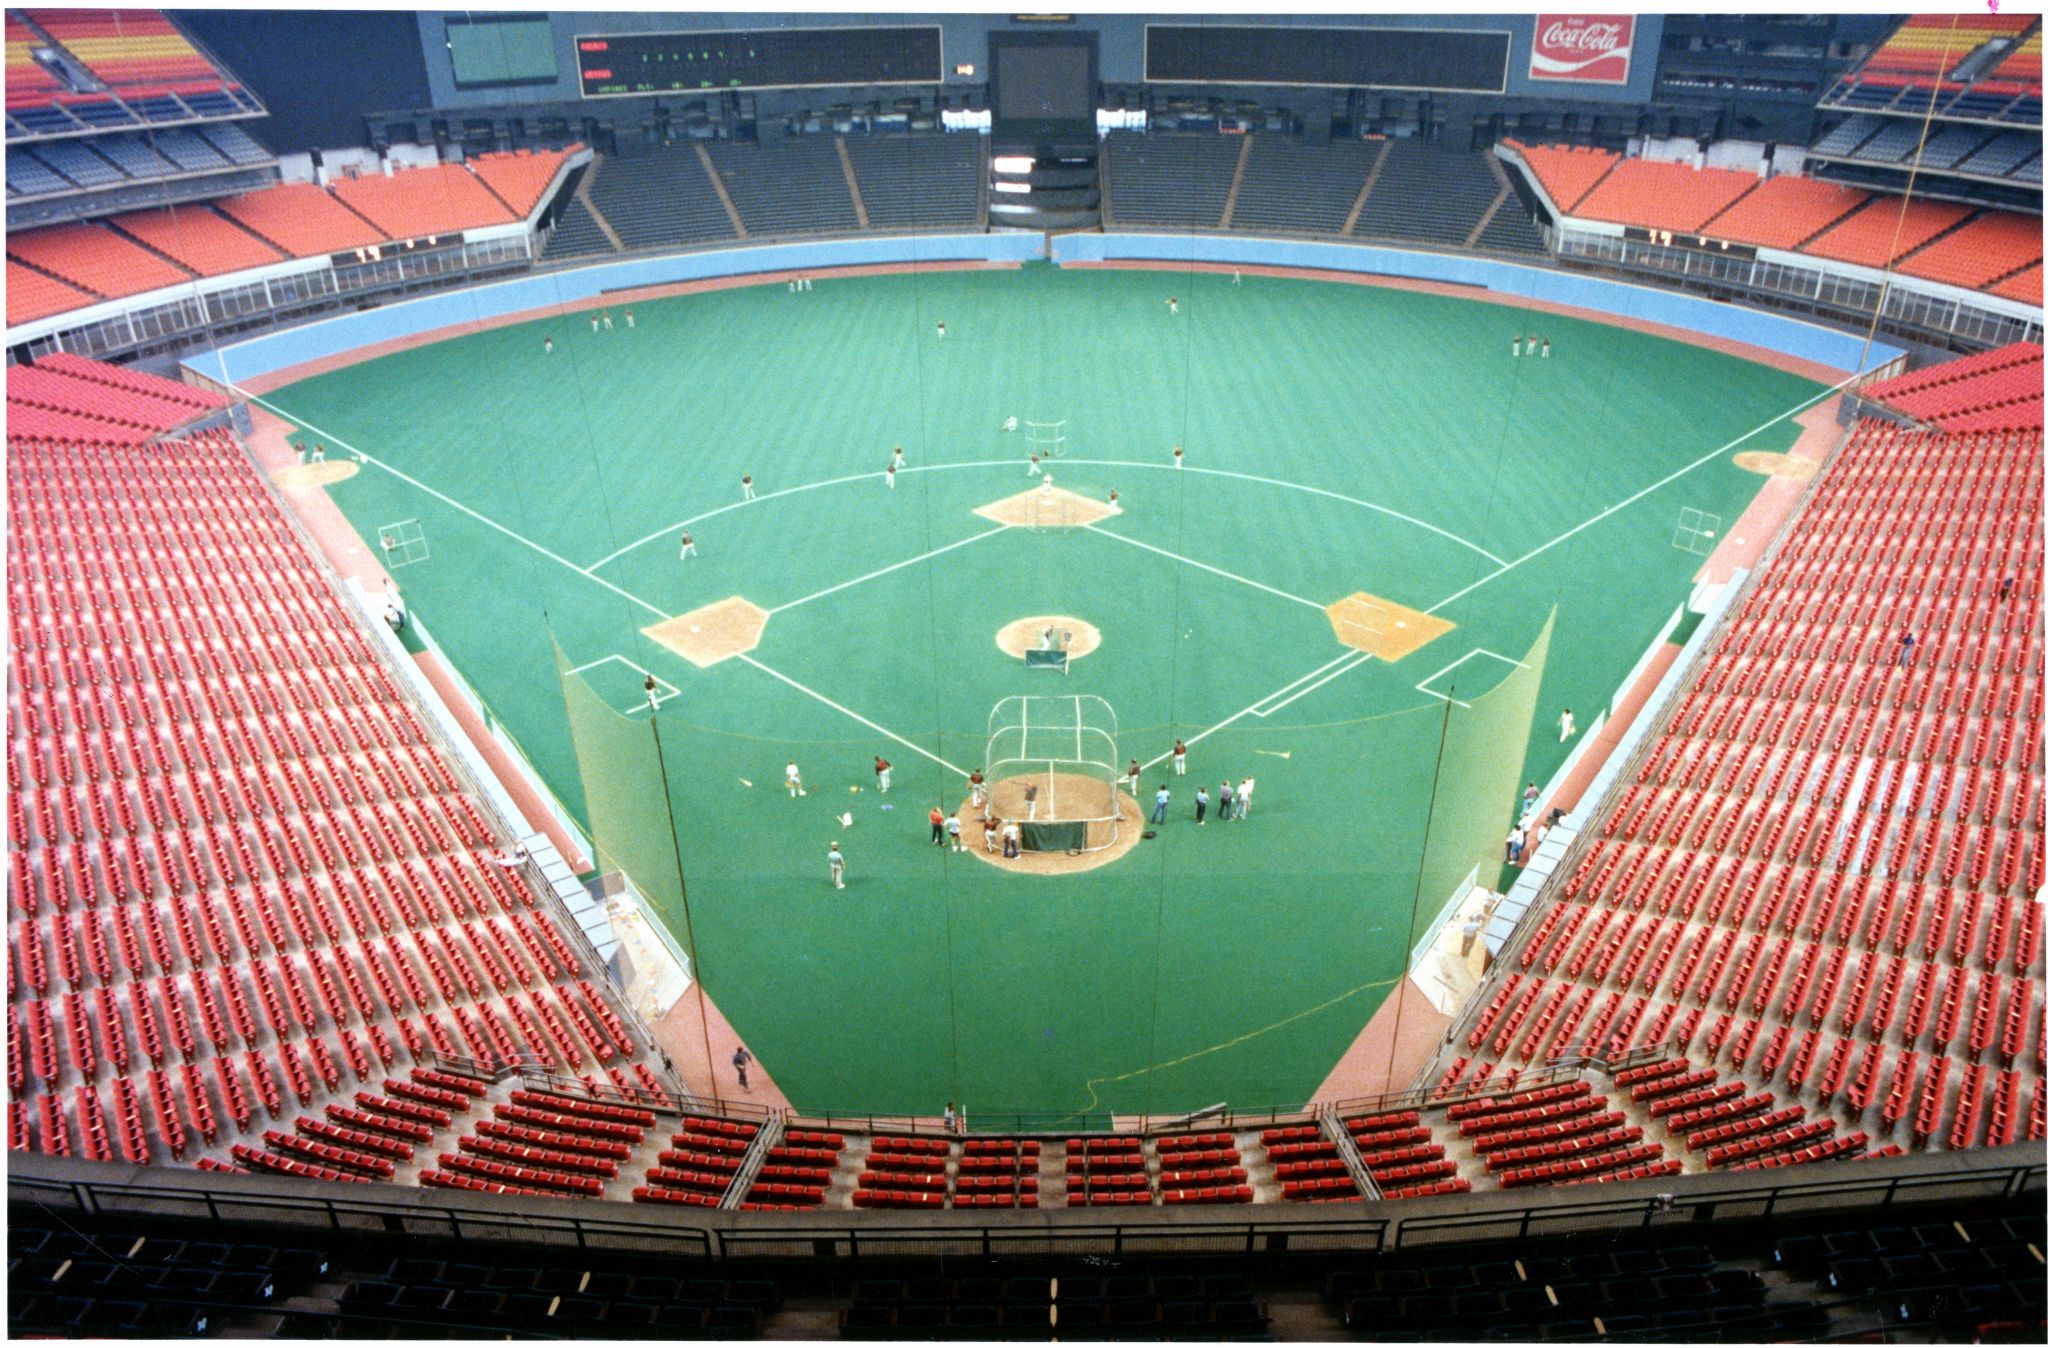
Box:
874 757 891 793
1218 779 1235 820
1523 781 1539 814
786 760 806 796
1237 777 1255 818
1172 740 1187 775
1559 708 1576 742
828 843 846 889
732 1045 752 1088
1151 784 1171 825
1505 828 1522 865
929 805 946 845
946 811 963 851
678 531 696 560
1194 785 1209 825
1002 820 1021 858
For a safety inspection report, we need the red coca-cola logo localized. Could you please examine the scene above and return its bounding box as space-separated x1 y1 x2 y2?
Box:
1530 14 1635 84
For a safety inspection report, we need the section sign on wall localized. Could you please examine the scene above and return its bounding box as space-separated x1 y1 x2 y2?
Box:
1527 15 1636 85
576 25 942 98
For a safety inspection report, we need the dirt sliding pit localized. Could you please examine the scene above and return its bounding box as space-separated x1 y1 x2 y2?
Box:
960 771 1145 875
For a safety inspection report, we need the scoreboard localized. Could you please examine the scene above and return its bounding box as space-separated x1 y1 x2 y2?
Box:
1622 226 1760 261
1144 23 1510 93
576 26 943 98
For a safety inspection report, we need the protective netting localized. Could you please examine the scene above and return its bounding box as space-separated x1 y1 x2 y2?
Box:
555 639 688 924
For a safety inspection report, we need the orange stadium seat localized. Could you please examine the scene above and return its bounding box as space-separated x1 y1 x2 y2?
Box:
1990 262 2043 307
215 182 387 257
6 16 66 108
1895 211 2044 292
1571 157 1760 234
467 145 579 217
108 204 286 277
21 8 219 89
1801 195 1974 269
5 259 97 325
6 222 192 300
1504 140 1617 212
1697 176 1868 251
329 163 518 238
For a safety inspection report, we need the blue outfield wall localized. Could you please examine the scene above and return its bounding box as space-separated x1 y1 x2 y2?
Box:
190 230 1901 389
1055 233 1904 376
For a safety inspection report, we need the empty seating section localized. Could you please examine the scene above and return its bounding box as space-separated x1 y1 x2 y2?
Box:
1104 130 1239 227
541 193 614 261
215 182 386 258
1857 14 2036 91
197 123 272 166
329 163 517 238
1154 1130 1251 1204
1812 114 1882 158
7 151 73 198
1863 342 2044 433
1695 176 1868 251
1066 1134 1154 1206
146 128 230 172
1799 196 1974 269
1502 140 1618 211
1962 132 2043 179
466 145 577 217
1354 140 1507 248
6 259 95 326
584 149 736 251
6 357 656 1182
950 1135 1039 1209
707 137 858 236
6 15 65 111
853 1133 953 1209
1894 211 2044 291
23 140 125 190
7 222 192 300
1571 158 1759 234
1991 263 2043 307
1229 137 1377 235
841 134 981 230
23 9 225 95
1459 368 2044 1161
107 204 284 277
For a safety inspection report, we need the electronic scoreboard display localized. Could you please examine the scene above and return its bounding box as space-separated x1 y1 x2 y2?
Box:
1145 23 1509 93
576 26 943 97
1623 226 1759 261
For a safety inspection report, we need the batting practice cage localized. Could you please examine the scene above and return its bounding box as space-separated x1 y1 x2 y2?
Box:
984 695 1123 852
265 251 1836 1123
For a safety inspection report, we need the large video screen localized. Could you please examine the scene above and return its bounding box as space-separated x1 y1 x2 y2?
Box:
447 16 559 91
990 32 1097 140
576 25 942 98
1146 24 1510 93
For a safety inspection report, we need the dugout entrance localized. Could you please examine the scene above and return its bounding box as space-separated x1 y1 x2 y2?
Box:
984 695 1121 852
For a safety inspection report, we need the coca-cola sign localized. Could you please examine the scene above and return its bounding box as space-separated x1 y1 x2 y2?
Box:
1529 14 1635 84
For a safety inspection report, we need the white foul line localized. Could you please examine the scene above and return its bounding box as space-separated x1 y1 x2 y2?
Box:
735 652 971 779
1139 647 1373 771
1085 524 1326 611
232 386 672 622
1420 371 1859 616
768 524 1009 615
588 459 1022 570
1254 649 1373 718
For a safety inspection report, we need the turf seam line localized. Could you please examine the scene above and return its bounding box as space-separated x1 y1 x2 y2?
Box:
766 524 1011 615
734 652 971 778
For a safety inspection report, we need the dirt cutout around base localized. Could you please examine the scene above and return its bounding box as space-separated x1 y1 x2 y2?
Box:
1326 591 1455 662
961 771 1144 875
974 485 1120 529
642 596 770 668
1732 450 1819 480
271 460 360 489
996 616 1102 662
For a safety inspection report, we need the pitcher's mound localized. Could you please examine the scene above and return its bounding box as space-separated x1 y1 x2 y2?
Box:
962 771 1144 875
975 485 1119 529
997 616 1101 662
1733 451 1818 479
643 597 769 668
273 461 360 488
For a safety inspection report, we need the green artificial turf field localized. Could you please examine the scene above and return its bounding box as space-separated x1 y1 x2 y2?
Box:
261 262 1826 1121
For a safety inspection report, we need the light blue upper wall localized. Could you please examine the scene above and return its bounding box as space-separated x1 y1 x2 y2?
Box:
415 12 1663 110
190 230 1897 392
